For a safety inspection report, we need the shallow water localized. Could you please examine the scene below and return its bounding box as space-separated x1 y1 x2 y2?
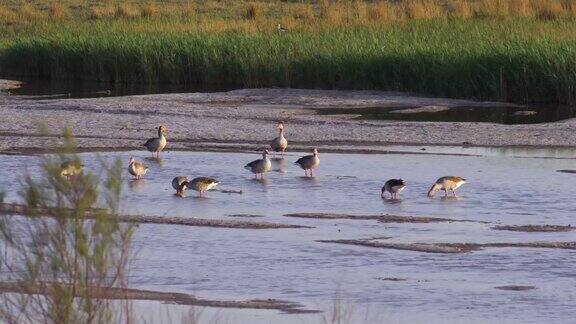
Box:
1 148 575 323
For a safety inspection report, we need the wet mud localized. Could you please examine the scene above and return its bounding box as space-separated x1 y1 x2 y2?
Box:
0 203 311 229
0 282 318 314
318 238 576 254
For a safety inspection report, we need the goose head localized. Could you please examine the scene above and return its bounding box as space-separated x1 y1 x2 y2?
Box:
158 125 167 135
263 149 269 158
276 121 284 130
312 148 318 156
129 157 135 165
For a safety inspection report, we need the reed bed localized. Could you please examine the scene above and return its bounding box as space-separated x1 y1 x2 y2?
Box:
1 1 576 104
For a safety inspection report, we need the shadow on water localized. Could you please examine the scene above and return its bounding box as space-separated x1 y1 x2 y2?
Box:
317 104 576 125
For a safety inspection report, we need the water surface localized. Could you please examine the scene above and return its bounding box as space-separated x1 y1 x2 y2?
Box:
0 148 575 323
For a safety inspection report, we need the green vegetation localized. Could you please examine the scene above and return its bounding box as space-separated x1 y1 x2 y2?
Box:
0 131 134 324
1 1 576 104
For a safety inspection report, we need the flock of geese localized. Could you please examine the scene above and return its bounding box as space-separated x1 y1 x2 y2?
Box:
60 122 467 198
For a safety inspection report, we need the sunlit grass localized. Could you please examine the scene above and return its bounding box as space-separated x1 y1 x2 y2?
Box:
1 1 576 104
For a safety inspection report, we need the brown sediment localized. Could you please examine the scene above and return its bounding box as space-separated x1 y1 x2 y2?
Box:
556 169 576 174
227 214 265 218
0 203 311 229
283 212 486 224
318 239 576 254
0 282 318 314
492 225 574 232
494 285 536 291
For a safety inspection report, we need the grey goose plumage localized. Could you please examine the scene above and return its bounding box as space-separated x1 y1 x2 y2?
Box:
144 125 167 157
294 148 320 177
381 179 406 199
245 149 272 179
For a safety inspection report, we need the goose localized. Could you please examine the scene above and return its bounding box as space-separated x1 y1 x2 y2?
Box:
381 179 406 199
172 176 188 197
245 149 272 179
187 177 220 197
270 121 288 157
60 160 83 180
428 176 466 197
143 125 167 157
128 157 148 179
295 148 320 177
277 23 287 33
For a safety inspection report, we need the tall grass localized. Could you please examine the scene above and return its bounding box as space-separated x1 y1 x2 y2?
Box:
2 1 576 104
2 18 576 104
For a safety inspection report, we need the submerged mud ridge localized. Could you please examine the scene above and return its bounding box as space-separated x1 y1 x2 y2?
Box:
0 282 317 314
0 203 311 229
494 285 537 291
318 238 576 254
492 225 574 232
283 212 485 224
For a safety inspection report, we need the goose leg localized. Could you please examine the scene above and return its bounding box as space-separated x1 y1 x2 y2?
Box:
444 189 448 197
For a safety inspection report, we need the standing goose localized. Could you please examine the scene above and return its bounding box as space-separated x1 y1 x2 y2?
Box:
187 177 220 197
128 157 148 179
143 125 167 157
60 160 83 180
172 176 188 197
277 23 287 33
428 176 466 197
270 121 288 158
381 179 406 199
295 148 320 177
245 149 272 179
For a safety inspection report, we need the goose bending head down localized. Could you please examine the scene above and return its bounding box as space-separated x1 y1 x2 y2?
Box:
270 121 288 158
428 176 466 197
295 148 320 177
172 176 189 197
188 177 220 197
144 125 167 157
382 179 406 199
244 149 272 179
128 157 148 180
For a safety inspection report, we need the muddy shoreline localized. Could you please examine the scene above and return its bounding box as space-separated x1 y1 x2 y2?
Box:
2 81 576 154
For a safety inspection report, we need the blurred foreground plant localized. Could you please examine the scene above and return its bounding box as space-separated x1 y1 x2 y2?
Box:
0 130 135 324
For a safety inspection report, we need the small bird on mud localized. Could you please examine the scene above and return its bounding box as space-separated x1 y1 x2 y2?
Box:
128 157 148 179
172 176 219 197
245 149 272 179
270 121 288 158
381 179 406 199
294 148 320 177
60 160 83 180
143 125 167 157
427 176 466 197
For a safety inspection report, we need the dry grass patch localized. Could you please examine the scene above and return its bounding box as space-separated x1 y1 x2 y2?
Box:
115 3 140 19
48 3 69 21
533 0 564 20
477 0 511 17
449 0 473 19
401 0 445 20
367 2 397 21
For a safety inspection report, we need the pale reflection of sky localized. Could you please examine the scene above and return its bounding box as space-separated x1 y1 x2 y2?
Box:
1 148 575 324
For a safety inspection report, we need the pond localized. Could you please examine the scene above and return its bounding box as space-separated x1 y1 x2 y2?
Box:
0 148 575 323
